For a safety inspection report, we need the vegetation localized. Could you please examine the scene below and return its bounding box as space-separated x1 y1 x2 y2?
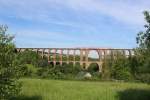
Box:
10 78 150 100
0 25 21 100
103 11 150 83
135 11 150 83
110 53 132 81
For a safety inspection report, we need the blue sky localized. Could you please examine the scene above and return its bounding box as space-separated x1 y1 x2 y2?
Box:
0 0 150 48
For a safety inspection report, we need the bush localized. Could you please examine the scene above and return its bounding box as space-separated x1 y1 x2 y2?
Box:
110 52 133 81
92 72 102 80
36 63 82 80
37 57 49 68
0 25 21 99
136 73 150 83
16 50 40 66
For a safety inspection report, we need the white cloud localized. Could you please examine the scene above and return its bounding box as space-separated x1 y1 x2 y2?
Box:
0 0 149 26
64 0 150 25
0 0 148 48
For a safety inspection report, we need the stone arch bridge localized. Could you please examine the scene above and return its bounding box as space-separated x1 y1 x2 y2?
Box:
16 48 134 72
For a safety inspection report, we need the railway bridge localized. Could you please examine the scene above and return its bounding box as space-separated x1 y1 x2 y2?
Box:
16 48 134 72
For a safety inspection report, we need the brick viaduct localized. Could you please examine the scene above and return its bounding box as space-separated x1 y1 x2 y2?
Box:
16 48 134 72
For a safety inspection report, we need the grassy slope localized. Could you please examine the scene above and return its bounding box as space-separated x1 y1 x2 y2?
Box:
12 79 150 100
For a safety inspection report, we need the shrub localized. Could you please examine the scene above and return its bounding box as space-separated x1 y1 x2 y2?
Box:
0 25 21 99
16 50 40 66
110 52 133 81
37 57 49 68
136 73 150 83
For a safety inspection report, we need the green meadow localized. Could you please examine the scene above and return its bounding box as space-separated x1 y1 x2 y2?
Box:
11 79 150 100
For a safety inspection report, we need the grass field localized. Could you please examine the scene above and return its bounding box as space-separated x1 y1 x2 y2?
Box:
11 79 150 100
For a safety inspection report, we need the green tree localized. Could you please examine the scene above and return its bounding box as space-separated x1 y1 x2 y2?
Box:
111 51 132 81
137 11 150 49
16 50 40 66
0 25 21 99
136 11 150 83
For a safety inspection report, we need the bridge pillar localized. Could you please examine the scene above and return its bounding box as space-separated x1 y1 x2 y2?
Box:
101 50 106 73
67 49 69 64
60 49 63 66
110 49 113 60
85 49 89 69
80 49 83 67
128 49 131 57
42 49 45 59
94 49 103 72
85 62 90 70
48 49 50 62
53 49 56 66
98 50 102 62
36 49 39 55
122 50 125 57
98 62 102 72
73 49 76 66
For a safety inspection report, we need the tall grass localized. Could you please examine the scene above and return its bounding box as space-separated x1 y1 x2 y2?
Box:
11 79 150 100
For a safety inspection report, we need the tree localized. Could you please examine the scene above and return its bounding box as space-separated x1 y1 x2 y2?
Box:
110 51 132 81
137 11 150 49
136 11 150 83
0 25 21 99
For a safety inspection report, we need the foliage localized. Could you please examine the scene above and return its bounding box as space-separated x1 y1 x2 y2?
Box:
0 25 21 99
136 11 150 49
110 52 132 81
87 63 101 80
36 63 82 79
16 50 40 66
102 57 112 80
135 11 150 83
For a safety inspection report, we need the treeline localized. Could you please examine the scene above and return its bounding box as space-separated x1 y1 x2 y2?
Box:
15 49 100 80
13 47 149 83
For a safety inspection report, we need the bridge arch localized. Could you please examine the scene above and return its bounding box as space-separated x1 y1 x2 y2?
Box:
75 50 80 61
87 62 101 72
88 50 100 61
88 63 99 72
56 62 60 65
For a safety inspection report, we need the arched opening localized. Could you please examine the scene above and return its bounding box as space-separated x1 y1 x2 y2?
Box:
75 50 80 61
44 49 48 58
62 62 67 66
83 63 86 69
75 62 80 67
69 50 74 61
68 62 74 67
88 50 99 61
74 62 82 72
50 49 56 61
49 49 53 61
87 63 101 79
49 62 54 67
56 50 61 61
88 63 99 73
62 50 67 61
83 51 86 61
56 62 60 65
